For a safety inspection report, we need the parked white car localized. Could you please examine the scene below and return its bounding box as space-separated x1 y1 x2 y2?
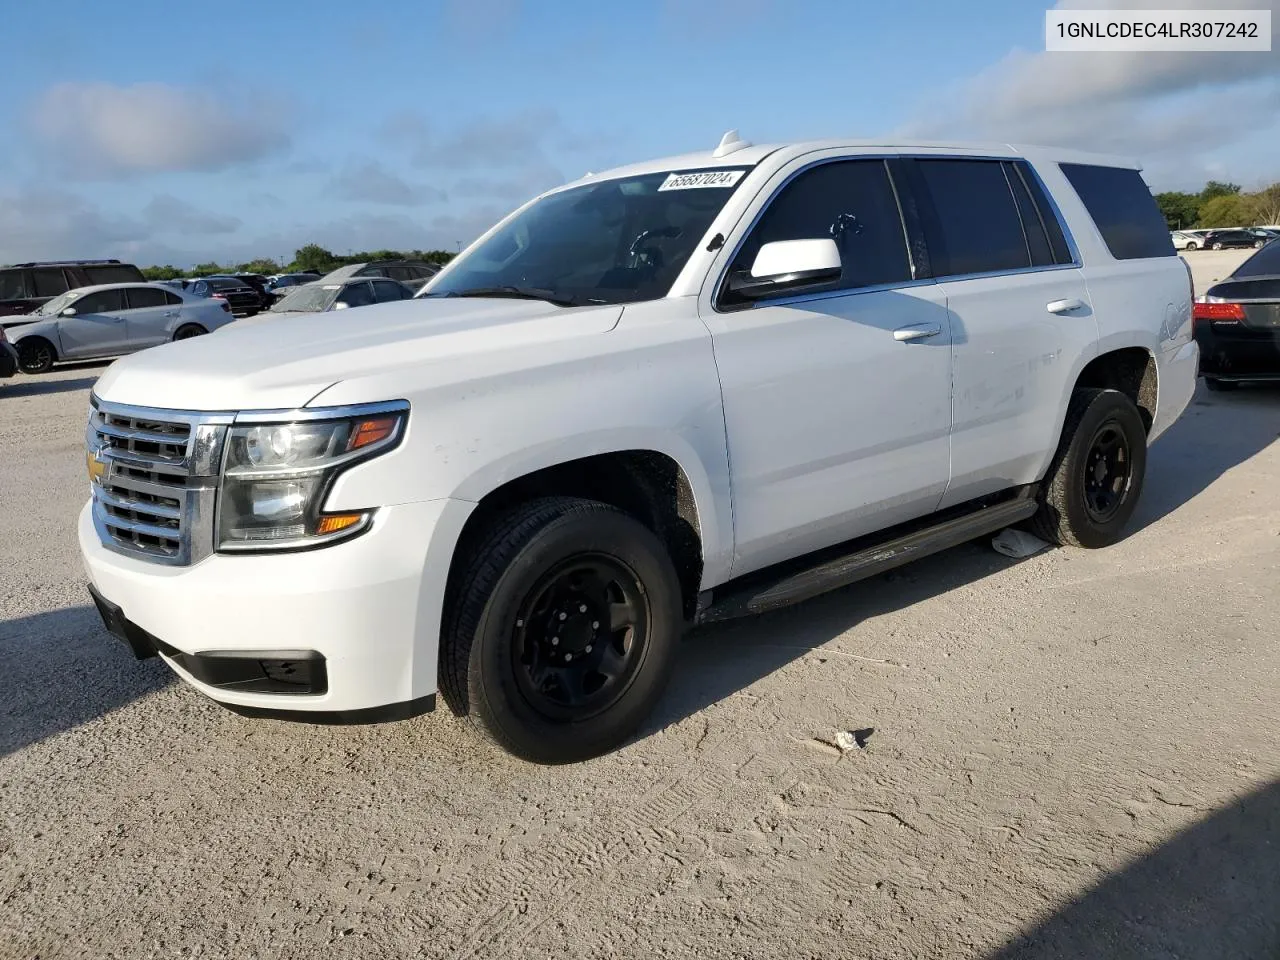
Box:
1171 230 1202 250
11 282 235 374
79 134 1198 763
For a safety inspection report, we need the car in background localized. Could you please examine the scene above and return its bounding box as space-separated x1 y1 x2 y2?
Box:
1194 238 1280 390
1200 229 1261 250
242 277 414 323
1246 228 1279 245
318 260 440 293
1171 231 1202 250
0 325 17 380
8 282 235 374
0 260 146 320
225 274 275 311
186 277 262 317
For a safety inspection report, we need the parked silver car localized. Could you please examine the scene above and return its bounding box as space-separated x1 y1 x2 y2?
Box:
9 282 236 374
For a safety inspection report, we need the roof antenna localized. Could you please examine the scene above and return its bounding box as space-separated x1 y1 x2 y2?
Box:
712 129 751 158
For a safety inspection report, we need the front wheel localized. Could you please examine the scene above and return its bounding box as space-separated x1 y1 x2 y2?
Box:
17 338 55 374
1254 240 1266 248
441 497 683 764
1212 242 1224 250
1031 388 1148 549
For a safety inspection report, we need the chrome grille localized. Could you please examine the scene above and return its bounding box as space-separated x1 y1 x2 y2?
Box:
88 398 233 566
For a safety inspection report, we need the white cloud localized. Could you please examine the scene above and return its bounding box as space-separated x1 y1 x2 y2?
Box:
903 0 1280 187
29 82 289 179
141 194 241 235
0 188 145 264
327 160 447 206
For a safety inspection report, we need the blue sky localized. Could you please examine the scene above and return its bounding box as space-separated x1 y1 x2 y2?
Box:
1 0 1277 266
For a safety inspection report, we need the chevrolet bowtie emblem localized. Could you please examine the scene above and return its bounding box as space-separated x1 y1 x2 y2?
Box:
87 445 108 485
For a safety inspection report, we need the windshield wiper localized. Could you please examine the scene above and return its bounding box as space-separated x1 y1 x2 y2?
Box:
441 286 579 308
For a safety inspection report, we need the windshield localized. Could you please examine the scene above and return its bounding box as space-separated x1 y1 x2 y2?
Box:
36 291 80 316
271 283 340 313
425 167 753 306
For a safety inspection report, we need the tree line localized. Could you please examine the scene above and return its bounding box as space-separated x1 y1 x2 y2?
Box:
140 244 458 281
1156 181 1280 231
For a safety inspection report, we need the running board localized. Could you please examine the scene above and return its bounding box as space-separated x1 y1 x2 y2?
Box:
696 491 1039 624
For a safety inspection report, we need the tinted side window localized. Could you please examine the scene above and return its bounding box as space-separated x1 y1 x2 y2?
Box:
32 268 71 298
0 270 27 300
85 264 144 285
125 287 168 309
1014 161 1074 264
1234 242 1280 278
163 291 183 305
385 265 411 282
726 159 911 301
915 159 1030 276
338 281 375 307
1004 162 1052 267
74 290 128 313
1059 163 1174 260
372 280 407 302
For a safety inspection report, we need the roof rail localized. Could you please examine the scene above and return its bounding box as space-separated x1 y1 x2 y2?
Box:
11 259 123 267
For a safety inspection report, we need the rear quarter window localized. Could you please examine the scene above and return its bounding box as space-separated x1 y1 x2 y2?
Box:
1059 163 1174 260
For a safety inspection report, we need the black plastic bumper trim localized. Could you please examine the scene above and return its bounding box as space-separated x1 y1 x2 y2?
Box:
219 694 436 726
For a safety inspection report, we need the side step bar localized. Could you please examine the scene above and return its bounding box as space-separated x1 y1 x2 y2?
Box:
696 490 1040 624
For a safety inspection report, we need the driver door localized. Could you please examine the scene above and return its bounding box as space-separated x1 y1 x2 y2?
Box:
699 157 954 578
58 289 130 358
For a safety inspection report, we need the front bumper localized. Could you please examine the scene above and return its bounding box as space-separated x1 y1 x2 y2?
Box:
1194 323 1280 381
78 497 474 718
0 341 17 378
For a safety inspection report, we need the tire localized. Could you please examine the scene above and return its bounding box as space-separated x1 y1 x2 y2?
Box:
173 324 207 341
1031 388 1148 549
1254 240 1266 248
17 338 56 374
1185 242 1198 251
1212 242 1224 250
1205 377 1238 392
441 497 683 764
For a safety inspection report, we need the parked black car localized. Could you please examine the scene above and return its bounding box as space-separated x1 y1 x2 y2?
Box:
1194 238 1280 389
1200 229 1261 250
319 260 440 293
0 259 146 321
227 274 275 311
188 277 261 317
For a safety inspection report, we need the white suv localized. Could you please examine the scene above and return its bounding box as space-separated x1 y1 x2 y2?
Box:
79 134 1198 763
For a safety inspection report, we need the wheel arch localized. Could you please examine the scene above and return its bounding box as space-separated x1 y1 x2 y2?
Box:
1074 346 1158 433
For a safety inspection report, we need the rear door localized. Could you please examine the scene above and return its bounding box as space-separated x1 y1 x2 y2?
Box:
904 156 1096 508
58 289 130 358
122 286 180 349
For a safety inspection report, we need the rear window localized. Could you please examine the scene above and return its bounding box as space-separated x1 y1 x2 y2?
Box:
125 287 168 309
0 269 27 300
1059 163 1174 260
208 278 243 291
915 159 1030 277
84 264 144 285
1233 240 1280 279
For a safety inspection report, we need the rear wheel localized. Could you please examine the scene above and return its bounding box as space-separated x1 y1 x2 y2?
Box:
1185 242 1199 251
441 497 683 764
17 338 55 374
173 324 207 341
1205 377 1238 392
1031 388 1148 549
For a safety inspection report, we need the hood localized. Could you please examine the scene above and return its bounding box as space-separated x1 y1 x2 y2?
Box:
92 297 624 411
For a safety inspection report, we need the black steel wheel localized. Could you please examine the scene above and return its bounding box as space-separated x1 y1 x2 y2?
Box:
1080 421 1131 524
510 554 650 721
1031 388 1148 548
17 338 55 374
442 497 683 764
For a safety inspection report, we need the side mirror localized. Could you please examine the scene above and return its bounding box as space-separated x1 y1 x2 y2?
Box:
61 307 77 317
725 238 842 301
333 301 350 310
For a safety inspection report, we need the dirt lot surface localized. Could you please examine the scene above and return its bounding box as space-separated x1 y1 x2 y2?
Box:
2 275 1278 958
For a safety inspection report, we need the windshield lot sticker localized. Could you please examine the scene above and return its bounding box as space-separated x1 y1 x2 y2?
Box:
658 170 745 191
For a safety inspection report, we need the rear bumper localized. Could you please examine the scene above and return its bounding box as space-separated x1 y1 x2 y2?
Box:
1194 324 1280 379
78 497 474 718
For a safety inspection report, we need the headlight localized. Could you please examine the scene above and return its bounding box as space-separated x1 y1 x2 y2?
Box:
217 404 407 551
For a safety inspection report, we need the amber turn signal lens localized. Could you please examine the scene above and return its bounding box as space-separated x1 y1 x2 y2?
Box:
316 513 364 536
349 417 398 450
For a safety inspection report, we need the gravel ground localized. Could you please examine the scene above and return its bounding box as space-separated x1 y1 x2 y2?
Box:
2 274 1278 959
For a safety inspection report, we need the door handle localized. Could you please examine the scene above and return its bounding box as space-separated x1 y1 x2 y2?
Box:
1047 298 1085 315
893 322 943 342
